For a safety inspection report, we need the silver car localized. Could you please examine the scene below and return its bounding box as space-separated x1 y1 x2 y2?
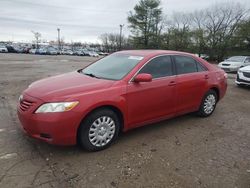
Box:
218 56 250 72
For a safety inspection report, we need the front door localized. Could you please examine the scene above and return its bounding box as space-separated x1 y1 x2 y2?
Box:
126 55 176 127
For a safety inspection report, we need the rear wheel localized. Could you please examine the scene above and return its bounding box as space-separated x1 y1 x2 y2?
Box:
78 108 120 151
197 90 217 117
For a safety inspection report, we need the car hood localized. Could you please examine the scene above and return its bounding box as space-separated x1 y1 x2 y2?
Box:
24 71 115 101
239 65 250 72
220 61 242 66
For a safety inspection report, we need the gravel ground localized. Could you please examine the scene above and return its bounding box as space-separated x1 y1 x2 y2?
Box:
0 53 249 188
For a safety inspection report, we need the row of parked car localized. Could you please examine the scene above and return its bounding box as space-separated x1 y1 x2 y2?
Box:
0 44 108 57
218 56 250 87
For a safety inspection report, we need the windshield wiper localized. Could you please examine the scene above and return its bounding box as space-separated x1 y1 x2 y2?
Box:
83 72 100 79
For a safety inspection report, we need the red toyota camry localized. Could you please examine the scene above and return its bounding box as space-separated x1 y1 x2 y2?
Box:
17 50 227 151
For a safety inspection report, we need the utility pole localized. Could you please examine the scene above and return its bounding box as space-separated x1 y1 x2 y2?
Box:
119 24 124 51
57 28 60 51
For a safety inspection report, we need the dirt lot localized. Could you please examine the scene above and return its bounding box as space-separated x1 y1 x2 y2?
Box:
0 53 249 188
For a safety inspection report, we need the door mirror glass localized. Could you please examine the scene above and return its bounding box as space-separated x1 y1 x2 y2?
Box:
133 73 152 83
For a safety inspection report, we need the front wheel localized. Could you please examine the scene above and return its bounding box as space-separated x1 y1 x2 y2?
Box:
78 109 120 151
197 90 218 117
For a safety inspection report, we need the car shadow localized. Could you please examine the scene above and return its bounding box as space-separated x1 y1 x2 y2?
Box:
117 113 195 142
23 113 197 154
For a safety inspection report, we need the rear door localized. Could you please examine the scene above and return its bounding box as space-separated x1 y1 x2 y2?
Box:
173 55 209 114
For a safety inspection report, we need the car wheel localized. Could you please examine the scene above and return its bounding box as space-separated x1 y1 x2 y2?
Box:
197 90 217 117
78 108 120 151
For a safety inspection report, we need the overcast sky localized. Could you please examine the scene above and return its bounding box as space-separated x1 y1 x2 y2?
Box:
0 0 249 43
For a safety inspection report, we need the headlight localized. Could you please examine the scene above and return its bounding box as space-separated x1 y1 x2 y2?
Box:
238 70 242 73
35 101 79 113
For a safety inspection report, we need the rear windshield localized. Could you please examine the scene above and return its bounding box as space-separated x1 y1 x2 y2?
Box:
82 54 144 80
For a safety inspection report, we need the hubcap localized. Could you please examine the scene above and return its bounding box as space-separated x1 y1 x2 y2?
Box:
204 94 216 114
88 116 115 147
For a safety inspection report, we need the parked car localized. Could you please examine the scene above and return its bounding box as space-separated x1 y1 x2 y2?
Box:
0 45 8 53
75 50 84 56
6 45 17 53
23 47 31 54
218 56 250 72
89 51 99 57
82 50 90 56
47 48 58 55
98 52 109 56
37 48 47 55
61 49 73 55
235 65 250 86
15 47 26 53
17 50 227 151
194 54 209 60
29 48 39 54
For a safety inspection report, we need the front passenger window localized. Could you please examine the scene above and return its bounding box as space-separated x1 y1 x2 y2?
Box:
139 56 173 79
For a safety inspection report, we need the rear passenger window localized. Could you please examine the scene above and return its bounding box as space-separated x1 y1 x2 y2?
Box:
139 55 173 78
197 62 206 72
174 56 206 74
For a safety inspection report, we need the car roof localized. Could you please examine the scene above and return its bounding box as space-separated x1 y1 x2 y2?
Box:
117 50 195 58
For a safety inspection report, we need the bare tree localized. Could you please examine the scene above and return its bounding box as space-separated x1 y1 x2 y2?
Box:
202 2 248 60
31 31 41 49
166 12 192 50
190 10 206 56
99 33 126 52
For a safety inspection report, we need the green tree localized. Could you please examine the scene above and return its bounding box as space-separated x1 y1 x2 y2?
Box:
234 19 250 50
128 0 163 48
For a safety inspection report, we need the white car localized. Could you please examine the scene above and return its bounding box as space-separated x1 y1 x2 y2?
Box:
89 51 99 57
0 45 8 53
235 65 250 86
29 49 38 54
218 56 250 72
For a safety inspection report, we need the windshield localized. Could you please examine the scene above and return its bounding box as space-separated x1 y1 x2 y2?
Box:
82 54 144 80
226 56 245 62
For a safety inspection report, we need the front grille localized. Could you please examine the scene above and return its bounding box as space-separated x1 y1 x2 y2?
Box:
243 72 250 78
20 100 34 111
222 68 230 72
222 64 230 66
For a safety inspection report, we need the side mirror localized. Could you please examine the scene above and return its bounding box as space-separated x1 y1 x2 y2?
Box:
133 73 152 83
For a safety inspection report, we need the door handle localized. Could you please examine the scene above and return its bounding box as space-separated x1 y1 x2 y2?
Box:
168 81 176 86
205 75 209 79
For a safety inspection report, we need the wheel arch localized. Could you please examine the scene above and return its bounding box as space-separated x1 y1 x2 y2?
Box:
209 87 220 101
76 104 125 144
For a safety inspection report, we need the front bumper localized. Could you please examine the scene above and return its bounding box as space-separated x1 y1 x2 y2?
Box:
17 94 82 145
218 65 239 72
235 72 250 86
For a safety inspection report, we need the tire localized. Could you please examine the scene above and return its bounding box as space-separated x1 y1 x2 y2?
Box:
78 108 120 151
197 90 218 117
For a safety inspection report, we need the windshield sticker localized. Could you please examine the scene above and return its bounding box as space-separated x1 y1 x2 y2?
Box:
128 56 144 60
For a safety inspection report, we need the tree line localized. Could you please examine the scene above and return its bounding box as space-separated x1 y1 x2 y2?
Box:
100 0 250 62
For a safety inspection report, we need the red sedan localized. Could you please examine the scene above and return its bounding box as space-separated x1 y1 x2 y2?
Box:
17 50 227 151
